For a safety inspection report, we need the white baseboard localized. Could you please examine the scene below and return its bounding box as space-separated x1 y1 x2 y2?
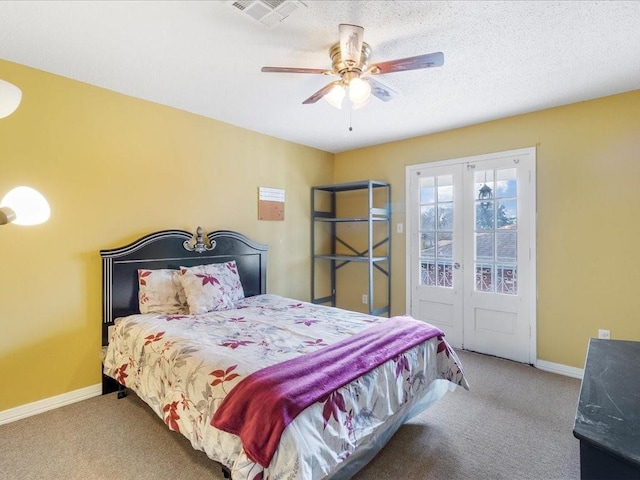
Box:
0 383 102 426
536 359 584 379
0 361 582 425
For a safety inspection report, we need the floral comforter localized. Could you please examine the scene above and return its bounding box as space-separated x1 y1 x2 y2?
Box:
103 294 468 480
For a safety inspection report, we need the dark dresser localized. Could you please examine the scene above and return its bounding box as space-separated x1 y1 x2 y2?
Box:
573 339 640 479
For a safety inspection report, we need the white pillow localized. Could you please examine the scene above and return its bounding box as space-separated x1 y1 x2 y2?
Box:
138 269 188 314
179 262 243 314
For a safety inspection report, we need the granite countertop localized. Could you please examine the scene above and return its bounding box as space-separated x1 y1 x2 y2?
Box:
573 338 640 466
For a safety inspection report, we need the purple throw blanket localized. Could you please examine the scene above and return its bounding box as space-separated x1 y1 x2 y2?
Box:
210 315 443 468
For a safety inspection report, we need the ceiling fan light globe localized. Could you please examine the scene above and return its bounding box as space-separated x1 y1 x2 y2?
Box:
348 77 371 104
350 97 371 110
0 186 50 225
324 84 345 109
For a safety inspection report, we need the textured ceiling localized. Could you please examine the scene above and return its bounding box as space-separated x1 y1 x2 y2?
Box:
0 1 639 153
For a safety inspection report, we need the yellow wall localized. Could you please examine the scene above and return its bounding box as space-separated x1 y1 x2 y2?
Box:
334 89 640 369
2 54 638 411
0 59 333 411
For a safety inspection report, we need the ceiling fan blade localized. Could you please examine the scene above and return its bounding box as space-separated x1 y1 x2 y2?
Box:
302 81 340 104
369 51 444 74
368 77 399 102
261 66 333 75
339 23 364 69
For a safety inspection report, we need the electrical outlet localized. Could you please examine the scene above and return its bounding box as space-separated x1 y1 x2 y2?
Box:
362 294 368 304
598 329 611 339
397 223 403 234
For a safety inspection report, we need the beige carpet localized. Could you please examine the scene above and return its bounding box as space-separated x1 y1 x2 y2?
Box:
0 351 582 479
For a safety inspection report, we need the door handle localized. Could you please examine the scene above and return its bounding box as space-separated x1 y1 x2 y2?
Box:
454 262 461 270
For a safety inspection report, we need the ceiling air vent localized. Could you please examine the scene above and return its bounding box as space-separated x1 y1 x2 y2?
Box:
229 0 307 27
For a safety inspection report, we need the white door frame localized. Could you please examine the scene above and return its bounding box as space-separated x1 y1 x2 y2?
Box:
405 147 537 365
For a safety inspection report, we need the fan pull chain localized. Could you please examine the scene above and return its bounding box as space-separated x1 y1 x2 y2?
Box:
349 107 353 132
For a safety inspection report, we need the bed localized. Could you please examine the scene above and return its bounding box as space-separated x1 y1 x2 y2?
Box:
101 227 469 480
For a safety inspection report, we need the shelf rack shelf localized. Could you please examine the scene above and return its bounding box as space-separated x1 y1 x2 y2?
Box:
311 180 391 316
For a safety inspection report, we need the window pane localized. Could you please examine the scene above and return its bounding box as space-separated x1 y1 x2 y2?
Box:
496 232 517 262
420 188 435 204
437 175 453 202
475 170 494 200
496 168 517 198
497 265 518 295
420 176 435 204
497 199 517 228
437 262 453 287
475 264 494 292
420 262 436 286
476 232 494 261
476 201 494 230
420 233 435 259
437 232 453 259
420 205 435 231
475 169 494 185
437 204 454 230
420 176 435 188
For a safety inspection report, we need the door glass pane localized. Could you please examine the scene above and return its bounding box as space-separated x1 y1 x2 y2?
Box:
420 176 435 203
421 261 436 286
419 174 454 288
476 201 494 229
420 233 435 258
497 265 518 294
475 170 494 201
496 231 517 262
497 199 517 228
474 167 518 295
437 204 453 229
420 205 435 231
475 232 494 261
475 264 493 292
437 175 453 202
437 262 453 287
496 168 517 198
437 232 453 259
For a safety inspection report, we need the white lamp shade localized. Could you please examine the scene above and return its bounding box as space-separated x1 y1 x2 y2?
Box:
324 84 346 109
348 77 371 104
0 79 22 119
0 186 50 225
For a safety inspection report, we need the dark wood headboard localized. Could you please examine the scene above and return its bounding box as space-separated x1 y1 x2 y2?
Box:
100 228 268 346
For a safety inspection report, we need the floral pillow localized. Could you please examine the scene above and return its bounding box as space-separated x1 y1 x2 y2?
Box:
138 269 188 314
214 260 245 302
179 261 244 314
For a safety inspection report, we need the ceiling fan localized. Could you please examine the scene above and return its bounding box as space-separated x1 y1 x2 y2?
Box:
261 24 444 109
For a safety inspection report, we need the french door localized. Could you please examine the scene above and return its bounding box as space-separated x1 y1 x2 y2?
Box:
406 147 536 364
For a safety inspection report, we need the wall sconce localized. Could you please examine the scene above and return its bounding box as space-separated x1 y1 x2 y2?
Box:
0 80 47 226
0 79 22 119
0 186 51 226
0 80 48 226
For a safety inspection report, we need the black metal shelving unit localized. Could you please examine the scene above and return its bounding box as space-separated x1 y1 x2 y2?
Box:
311 180 391 316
